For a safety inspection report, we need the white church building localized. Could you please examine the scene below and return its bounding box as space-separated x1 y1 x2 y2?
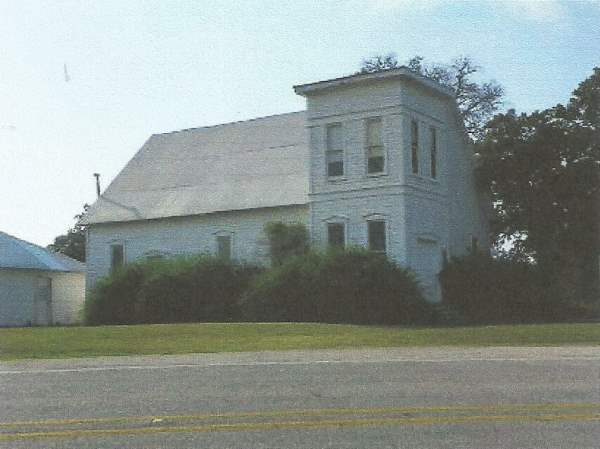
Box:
83 68 489 302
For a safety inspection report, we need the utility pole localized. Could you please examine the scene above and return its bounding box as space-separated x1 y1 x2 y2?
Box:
93 173 101 198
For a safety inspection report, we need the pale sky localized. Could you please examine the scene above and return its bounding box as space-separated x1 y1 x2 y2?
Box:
1 0 599 246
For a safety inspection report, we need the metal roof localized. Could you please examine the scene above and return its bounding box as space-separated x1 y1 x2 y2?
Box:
0 231 86 272
83 111 309 225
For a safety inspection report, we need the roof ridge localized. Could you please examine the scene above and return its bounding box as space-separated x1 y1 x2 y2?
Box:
153 110 306 137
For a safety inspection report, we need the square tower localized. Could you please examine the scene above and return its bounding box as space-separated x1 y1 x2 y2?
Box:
295 69 488 302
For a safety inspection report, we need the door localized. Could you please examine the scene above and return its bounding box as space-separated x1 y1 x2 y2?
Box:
33 276 52 325
415 238 442 303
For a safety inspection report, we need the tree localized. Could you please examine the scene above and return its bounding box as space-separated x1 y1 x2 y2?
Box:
48 204 89 262
477 68 600 301
570 67 600 124
359 53 399 74
359 54 504 140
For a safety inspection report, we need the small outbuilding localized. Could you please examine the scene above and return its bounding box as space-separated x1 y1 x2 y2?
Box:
0 231 85 327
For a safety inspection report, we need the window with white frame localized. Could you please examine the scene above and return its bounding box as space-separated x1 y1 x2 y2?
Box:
217 235 232 260
366 118 385 174
326 124 344 177
430 126 437 179
110 244 124 272
327 222 345 248
411 119 419 174
368 220 386 253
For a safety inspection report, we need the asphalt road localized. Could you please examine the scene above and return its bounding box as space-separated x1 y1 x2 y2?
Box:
1 346 599 448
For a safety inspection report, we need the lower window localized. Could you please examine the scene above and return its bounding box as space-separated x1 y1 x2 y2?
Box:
217 235 232 260
327 223 345 248
110 244 124 272
368 220 386 253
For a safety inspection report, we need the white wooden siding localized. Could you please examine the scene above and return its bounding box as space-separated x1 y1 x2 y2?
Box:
86 205 309 289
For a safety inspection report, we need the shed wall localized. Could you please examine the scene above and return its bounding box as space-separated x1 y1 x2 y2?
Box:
0 270 36 326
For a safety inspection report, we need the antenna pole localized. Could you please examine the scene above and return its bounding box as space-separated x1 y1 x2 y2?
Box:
93 173 101 197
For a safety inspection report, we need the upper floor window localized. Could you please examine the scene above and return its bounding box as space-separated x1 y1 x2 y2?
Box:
368 220 386 253
217 235 232 260
327 222 345 248
366 118 385 174
326 124 344 177
411 120 419 174
430 126 437 179
110 244 124 272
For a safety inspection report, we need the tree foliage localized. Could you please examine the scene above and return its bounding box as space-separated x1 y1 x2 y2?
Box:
360 54 504 140
440 253 600 323
241 248 430 325
359 53 400 74
264 222 309 266
85 255 262 325
477 68 600 300
48 204 89 262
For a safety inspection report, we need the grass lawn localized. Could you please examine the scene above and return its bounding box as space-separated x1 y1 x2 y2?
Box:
0 322 599 361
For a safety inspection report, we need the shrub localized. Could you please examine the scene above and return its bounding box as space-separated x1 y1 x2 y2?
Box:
85 259 161 325
136 257 261 324
241 248 431 325
264 222 309 266
85 255 262 325
439 253 599 324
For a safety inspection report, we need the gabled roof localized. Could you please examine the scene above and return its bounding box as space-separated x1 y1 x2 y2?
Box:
294 67 455 98
83 111 309 225
0 232 85 272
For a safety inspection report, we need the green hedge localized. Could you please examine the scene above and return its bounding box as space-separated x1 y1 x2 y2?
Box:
85 256 262 325
439 253 600 324
264 222 309 266
241 248 431 325
85 260 156 325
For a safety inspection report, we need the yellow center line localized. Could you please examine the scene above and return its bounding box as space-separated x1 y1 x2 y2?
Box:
1 412 599 442
2 402 600 429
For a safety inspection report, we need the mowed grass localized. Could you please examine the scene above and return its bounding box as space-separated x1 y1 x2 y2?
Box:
0 322 599 361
